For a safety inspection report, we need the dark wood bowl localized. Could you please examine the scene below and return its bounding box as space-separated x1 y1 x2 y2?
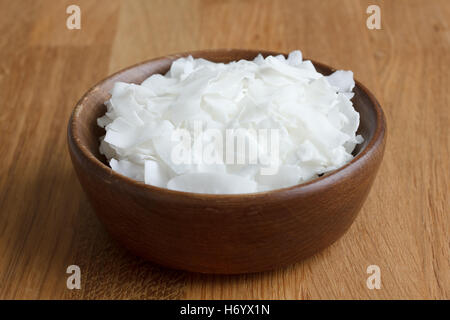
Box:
67 49 386 274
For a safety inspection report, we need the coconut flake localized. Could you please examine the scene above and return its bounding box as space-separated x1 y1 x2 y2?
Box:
144 159 172 188
98 50 363 194
109 159 144 182
326 70 355 99
167 172 257 194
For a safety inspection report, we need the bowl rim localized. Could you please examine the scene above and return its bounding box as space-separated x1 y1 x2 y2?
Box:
68 49 386 199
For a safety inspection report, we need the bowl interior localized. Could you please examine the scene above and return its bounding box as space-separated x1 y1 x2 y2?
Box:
73 50 377 176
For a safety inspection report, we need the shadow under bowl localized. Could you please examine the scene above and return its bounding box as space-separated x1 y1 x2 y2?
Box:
67 49 386 274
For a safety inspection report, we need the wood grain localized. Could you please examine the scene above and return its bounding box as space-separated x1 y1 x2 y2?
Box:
0 0 448 299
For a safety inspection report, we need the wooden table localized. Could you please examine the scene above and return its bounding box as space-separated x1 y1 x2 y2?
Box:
0 0 448 299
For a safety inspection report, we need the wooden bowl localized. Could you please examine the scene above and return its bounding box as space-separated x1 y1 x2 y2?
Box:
67 49 386 274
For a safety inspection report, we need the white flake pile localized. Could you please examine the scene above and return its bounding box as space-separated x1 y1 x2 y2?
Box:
98 51 363 194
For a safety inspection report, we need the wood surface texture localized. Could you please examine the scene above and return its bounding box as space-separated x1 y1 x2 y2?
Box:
0 0 448 299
